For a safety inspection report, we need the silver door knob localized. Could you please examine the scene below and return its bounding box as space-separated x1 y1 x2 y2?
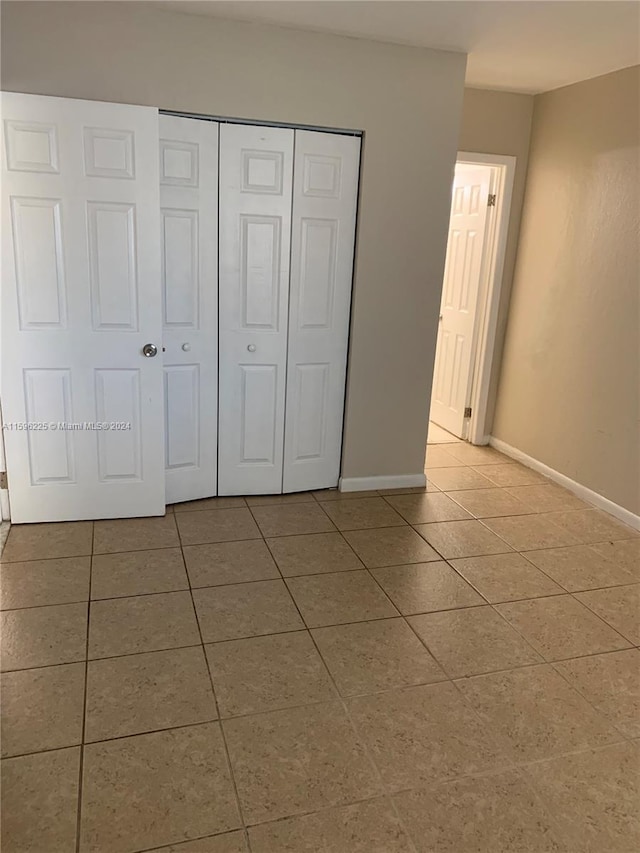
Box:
247 344 256 352
181 343 191 352
142 343 158 358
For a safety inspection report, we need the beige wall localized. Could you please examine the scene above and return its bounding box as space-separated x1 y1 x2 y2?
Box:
493 66 640 513
458 88 534 433
0 1 466 481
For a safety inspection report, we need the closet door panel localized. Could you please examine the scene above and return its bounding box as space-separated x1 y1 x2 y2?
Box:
160 115 218 504
1 92 164 522
218 125 294 495
283 131 360 492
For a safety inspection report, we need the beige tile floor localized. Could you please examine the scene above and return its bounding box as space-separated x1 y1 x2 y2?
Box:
1 440 639 852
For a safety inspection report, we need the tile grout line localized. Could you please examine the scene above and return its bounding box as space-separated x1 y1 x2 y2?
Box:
6 524 627 600
5 690 631 772
131 825 250 853
370 737 635 813
173 517 251 847
499 585 635 648
4 627 637 683
564 585 639 645
242 791 410 834
5 551 636 612
2 506 636 564
74 521 94 853
547 656 638 744
4 716 217 761
244 497 339 540
517 544 640 592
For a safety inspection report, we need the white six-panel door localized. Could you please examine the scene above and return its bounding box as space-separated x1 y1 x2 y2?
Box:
218 124 294 495
1 93 164 522
430 165 491 438
283 131 360 492
160 115 219 504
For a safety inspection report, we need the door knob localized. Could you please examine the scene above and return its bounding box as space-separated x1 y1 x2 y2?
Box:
247 344 256 352
181 343 191 352
439 314 443 321
142 343 158 358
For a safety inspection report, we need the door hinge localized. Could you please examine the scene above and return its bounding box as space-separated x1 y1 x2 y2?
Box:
0 472 7 490
464 407 472 418
487 194 496 207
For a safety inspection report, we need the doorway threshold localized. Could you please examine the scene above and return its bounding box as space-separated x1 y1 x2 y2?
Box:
427 421 460 445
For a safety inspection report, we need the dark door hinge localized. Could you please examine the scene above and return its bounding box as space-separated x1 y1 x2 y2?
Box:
464 407 472 418
487 194 496 207
0 472 7 489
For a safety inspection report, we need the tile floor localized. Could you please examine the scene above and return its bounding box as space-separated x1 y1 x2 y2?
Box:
0 521 10 559
426 421 459 444
1 440 639 852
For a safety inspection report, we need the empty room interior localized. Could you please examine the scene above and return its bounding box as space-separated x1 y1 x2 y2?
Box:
1 1 639 852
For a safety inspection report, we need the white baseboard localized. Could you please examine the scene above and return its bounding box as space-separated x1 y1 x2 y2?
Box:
489 436 640 532
0 490 9 522
339 473 427 493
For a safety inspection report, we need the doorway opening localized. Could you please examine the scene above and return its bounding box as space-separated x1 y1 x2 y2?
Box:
428 151 515 452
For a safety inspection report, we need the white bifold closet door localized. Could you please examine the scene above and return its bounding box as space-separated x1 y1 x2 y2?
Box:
1 92 164 523
283 130 360 492
1 96 360 520
218 124 360 496
218 124 294 495
160 114 219 504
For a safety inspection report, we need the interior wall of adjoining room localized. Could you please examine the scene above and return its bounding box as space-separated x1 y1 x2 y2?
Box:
1 1 467 484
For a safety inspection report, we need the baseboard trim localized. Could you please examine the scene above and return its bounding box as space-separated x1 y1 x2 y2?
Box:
0 490 9 522
339 473 427 493
489 436 640 532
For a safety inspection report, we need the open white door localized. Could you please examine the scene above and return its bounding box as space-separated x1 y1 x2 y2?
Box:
160 114 219 504
1 93 164 522
218 124 294 495
430 165 491 438
283 130 360 492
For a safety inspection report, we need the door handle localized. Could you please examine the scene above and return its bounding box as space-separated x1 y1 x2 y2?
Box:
142 343 158 358
247 344 256 352
439 314 443 321
181 343 191 352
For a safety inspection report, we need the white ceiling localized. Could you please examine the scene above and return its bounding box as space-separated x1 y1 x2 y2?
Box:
159 0 640 94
